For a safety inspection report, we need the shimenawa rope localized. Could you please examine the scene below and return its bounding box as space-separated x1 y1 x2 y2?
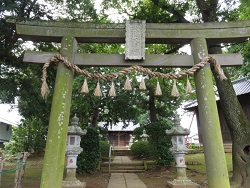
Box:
41 54 227 99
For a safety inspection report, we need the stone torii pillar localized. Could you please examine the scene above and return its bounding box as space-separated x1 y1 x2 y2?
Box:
6 19 250 188
40 37 77 188
191 38 230 187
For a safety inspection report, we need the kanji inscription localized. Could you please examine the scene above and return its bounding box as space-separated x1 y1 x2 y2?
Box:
125 20 145 60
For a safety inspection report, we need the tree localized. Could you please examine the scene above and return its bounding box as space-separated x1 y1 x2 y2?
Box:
0 0 53 132
71 74 143 127
1 0 187 131
228 0 250 80
4 117 47 153
154 0 250 186
195 1 250 187
0 1 59 154
100 0 250 186
100 0 191 123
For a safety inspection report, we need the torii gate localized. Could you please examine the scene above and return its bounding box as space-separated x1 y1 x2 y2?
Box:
7 19 249 188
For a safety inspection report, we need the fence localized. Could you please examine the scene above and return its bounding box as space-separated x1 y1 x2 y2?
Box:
0 152 28 188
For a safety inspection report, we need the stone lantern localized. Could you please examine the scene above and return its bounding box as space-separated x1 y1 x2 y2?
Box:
140 129 149 141
165 115 198 188
128 134 135 148
63 115 87 188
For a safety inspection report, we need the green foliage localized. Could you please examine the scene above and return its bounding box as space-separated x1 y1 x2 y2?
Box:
238 0 250 20
77 127 100 173
188 143 200 150
4 117 46 154
63 0 98 22
132 121 174 165
130 141 152 158
132 126 144 141
71 73 143 127
97 126 109 141
133 0 190 23
0 1 56 126
145 121 173 165
225 1 250 79
4 140 22 154
99 141 110 158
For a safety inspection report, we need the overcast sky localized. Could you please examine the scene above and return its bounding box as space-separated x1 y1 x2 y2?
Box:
0 104 22 126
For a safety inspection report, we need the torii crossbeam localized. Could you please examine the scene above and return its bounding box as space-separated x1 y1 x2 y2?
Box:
7 19 249 188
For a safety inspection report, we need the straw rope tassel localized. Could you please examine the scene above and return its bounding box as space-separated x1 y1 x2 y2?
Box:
185 76 192 94
124 76 132 90
41 80 49 100
108 81 116 97
94 81 102 97
155 81 162 96
41 62 50 99
171 80 179 97
139 77 146 90
81 78 89 93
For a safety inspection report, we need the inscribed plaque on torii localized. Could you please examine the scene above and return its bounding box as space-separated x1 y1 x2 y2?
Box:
125 20 146 60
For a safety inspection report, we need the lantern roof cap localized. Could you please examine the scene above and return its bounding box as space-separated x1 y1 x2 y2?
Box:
71 114 79 126
166 115 190 136
68 115 87 135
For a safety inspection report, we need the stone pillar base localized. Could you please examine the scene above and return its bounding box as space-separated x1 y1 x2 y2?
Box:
62 180 86 188
167 179 199 188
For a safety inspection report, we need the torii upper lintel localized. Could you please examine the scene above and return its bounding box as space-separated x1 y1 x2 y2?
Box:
6 19 250 44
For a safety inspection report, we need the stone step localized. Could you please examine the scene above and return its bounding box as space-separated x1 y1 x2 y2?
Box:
100 156 145 173
100 159 145 173
101 161 144 166
101 166 145 170
113 150 131 156
101 169 145 173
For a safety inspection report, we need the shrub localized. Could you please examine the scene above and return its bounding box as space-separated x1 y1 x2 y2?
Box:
99 141 110 158
189 143 200 150
77 127 100 173
130 141 152 158
132 127 144 141
4 117 46 154
145 121 174 165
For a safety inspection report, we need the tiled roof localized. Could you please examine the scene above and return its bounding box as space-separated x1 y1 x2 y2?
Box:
184 78 250 109
0 117 14 126
232 78 250 96
98 122 140 131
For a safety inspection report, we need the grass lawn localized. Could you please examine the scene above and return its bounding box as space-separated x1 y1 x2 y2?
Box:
185 153 232 174
1 155 42 188
0 152 232 188
138 152 233 188
0 153 109 188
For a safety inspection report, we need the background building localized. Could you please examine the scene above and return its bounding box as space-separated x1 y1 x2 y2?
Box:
185 78 250 152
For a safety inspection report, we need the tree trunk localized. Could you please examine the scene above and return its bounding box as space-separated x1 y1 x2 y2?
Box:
196 0 218 22
148 89 157 123
211 64 250 187
206 44 250 188
91 107 99 127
